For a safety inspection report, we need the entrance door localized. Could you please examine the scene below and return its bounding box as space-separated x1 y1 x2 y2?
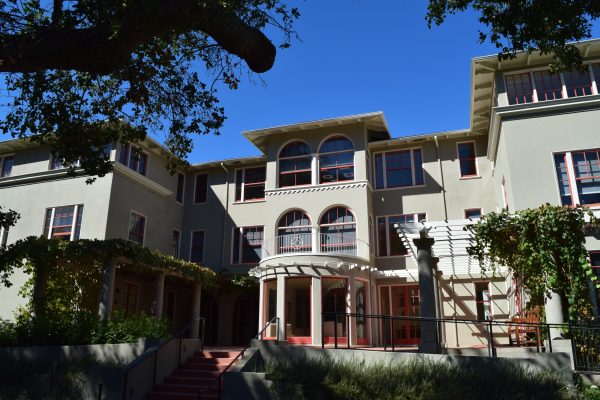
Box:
380 285 420 345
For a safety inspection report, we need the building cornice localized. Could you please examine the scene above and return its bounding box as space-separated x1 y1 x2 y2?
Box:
487 95 600 162
113 162 172 198
264 180 368 196
0 168 89 187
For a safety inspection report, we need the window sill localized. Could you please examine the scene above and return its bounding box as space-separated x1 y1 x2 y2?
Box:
459 176 481 180
192 201 208 205
373 184 426 192
233 199 266 205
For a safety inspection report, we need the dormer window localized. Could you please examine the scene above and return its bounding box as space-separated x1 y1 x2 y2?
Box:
319 136 354 183
279 141 312 188
119 143 148 176
563 70 593 97
505 73 533 105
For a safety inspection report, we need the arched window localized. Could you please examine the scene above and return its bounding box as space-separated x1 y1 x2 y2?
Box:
277 210 312 253
319 207 356 254
279 141 312 188
319 136 354 183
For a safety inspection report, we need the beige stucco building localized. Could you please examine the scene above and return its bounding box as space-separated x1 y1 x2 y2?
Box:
1 40 600 348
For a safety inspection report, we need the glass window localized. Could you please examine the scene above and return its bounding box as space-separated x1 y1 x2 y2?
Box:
592 64 600 85
119 144 147 175
128 212 146 245
457 142 478 177
464 209 482 219
1 156 13 177
263 279 278 338
172 230 181 258
319 207 356 255
533 70 563 101
563 69 593 97
194 173 208 203
285 277 311 341
176 173 185 203
572 149 600 206
377 213 425 257
554 153 572 206
43 205 84 241
279 141 312 188
233 226 264 264
1 227 9 248
475 282 492 320
322 278 348 340
319 136 354 183
277 210 312 254
190 231 205 263
505 73 534 104
235 167 266 202
374 149 423 189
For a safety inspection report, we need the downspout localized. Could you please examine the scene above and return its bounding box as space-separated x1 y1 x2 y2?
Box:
434 136 449 221
220 162 230 270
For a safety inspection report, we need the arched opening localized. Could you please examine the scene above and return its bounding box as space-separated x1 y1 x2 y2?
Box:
277 210 312 254
279 141 312 188
319 206 356 255
319 136 354 183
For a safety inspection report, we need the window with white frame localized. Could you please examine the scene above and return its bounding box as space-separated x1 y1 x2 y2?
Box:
474 282 492 320
319 136 354 183
0 226 9 248
190 231 205 263
590 252 600 311
464 208 483 219
119 143 148 175
128 212 146 245
176 173 185 204
43 205 84 241
377 213 426 257
235 167 266 202
172 230 181 258
279 141 312 188
504 64 600 105
554 149 600 207
457 142 478 178
1 155 14 178
232 226 264 264
374 148 424 189
49 154 81 170
194 173 208 203
319 206 356 253
277 210 312 253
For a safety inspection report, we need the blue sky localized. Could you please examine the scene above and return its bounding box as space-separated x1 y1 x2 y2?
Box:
180 1 600 163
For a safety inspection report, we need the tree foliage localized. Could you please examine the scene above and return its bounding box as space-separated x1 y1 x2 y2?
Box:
427 0 600 72
0 206 20 230
466 204 599 320
0 0 299 179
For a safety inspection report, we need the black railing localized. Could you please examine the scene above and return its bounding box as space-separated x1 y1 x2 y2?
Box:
321 312 568 357
197 317 280 400
570 322 600 372
119 316 206 400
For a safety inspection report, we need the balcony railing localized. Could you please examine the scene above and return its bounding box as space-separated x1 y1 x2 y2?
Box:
261 233 369 259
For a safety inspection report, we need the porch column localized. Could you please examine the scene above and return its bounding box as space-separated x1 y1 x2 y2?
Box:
98 258 117 320
545 289 565 340
348 276 357 346
312 276 322 346
413 235 439 354
190 283 202 339
153 272 165 319
276 275 286 341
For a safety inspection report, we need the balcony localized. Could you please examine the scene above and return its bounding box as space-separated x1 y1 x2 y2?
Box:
260 233 370 264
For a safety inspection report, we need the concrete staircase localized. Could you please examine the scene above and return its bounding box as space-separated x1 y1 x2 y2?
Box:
146 349 242 400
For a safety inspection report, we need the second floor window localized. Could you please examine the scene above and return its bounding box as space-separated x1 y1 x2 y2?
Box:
377 213 426 257
172 230 181 258
176 173 185 204
128 212 146 245
0 155 13 177
505 72 534 105
464 208 483 219
374 148 424 189
43 205 84 241
277 209 312 253
232 226 264 264
119 144 148 175
319 136 354 183
319 206 355 253
279 141 312 188
457 142 478 178
190 231 205 263
554 149 600 207
194 173 208 203
235 167 266 202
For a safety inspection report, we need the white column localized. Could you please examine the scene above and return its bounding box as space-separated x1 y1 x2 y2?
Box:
277 275 286 341
190 283 202 339
153 272 165 319
545 289 565 340
312 276 322 346
311 227 319 254
348 276 357 346
311 154 318 186
258 279 265 333
98 258 117 320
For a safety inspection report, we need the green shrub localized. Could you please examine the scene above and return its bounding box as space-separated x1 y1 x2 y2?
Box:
266 356 575 400
94 310 170 344
0 319 17 346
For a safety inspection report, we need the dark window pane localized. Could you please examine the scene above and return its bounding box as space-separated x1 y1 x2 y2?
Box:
563 69 593 97
505 73 534 104
533 70 563 101
375 154 384 189
377 217 387 257
320 136 353 153
191 231 205 263
280 141 311 157
244 184 265 200
413 149 424 185
195 174 208 203
176 173 185 203
1 156 13 177
387 169 413 187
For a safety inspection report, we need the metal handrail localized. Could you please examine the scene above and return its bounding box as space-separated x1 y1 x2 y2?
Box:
197 317 280 400
120 316 206 399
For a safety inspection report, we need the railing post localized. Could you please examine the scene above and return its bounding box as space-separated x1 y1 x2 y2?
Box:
321 313 325 349
383 316 388 352
347 314 350 349
334 313 339 349
488 319 496 357
391 317 395 352
547 324 552 353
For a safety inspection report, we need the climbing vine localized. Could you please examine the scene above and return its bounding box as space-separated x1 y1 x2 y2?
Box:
466 204 599 320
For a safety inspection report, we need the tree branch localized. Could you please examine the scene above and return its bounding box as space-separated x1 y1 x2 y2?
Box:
0 0 276 74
